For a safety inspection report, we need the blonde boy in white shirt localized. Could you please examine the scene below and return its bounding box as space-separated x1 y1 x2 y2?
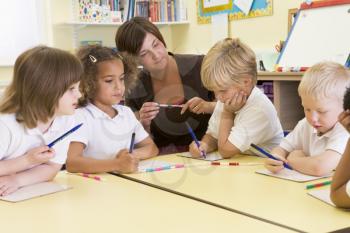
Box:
265 62 350 176
189 38 283 158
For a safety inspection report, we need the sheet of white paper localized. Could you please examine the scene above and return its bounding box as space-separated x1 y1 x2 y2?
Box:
234 0 253 15
177 151 223 161
211 13 228 45
137 160 174 172
0 182 71 202
256 169 331 182
308 189 335 207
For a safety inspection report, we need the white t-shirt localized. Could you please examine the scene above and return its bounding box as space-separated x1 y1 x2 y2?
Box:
0 113 77 164
72 104 149 160
280 118 349 156
207 87 283 154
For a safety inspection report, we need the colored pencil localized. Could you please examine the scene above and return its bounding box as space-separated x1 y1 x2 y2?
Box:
47 123 83 148
306 180 331 190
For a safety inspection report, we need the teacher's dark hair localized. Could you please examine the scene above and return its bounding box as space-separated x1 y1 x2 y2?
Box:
115 17 166 55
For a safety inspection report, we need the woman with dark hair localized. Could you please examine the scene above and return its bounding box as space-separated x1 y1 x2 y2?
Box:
115 17 215 154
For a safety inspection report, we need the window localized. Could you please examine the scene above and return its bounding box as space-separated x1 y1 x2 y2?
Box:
0 0 48 66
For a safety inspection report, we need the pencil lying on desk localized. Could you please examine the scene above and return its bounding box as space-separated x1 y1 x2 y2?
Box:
211 162 263 166
68 172 105 181
306 180 331 190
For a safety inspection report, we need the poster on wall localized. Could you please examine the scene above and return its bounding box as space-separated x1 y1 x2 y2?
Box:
197 0 273 24
199 0 234 17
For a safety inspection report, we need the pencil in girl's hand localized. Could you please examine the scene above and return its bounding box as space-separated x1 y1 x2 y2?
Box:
47 123 83 148
129 133 136 153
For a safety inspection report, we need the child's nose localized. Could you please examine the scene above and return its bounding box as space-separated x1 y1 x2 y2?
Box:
151 50 160 61
310 112 319 123
114 81 123 92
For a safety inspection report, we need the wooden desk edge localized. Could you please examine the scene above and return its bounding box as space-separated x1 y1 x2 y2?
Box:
258 72 303 81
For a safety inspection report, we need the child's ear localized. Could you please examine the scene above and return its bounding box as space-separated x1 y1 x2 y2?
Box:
242 76 253 88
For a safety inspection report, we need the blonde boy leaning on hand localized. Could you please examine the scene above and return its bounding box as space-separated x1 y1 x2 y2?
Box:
189 38 283 158
265 62 350 176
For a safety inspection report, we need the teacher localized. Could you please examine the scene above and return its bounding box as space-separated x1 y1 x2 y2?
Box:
115 17 215 154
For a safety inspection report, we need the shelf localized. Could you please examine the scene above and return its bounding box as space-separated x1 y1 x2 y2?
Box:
258 71 303 81
62 20 189 27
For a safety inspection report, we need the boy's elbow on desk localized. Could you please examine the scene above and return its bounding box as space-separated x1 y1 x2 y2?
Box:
218 147 241 159
303 164 333 177
217 140 241 158
308 168 327 177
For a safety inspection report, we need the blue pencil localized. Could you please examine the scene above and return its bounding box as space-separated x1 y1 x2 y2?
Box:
185 122 206 158
129 133 136 153
47 123 83 148
250 143 293 170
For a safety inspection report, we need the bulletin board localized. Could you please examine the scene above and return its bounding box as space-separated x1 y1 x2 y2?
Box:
277 0 350 68
197 0 273 24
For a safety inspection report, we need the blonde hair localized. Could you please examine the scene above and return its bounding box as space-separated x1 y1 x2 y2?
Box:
201 38 257 90
298 62 350 100
76 45 138 107
0 46 82 128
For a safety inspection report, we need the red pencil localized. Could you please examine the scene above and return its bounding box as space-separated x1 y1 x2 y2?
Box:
211 162 239 166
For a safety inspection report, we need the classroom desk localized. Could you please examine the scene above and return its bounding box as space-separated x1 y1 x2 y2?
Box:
118 155 350 233
0 172 294 233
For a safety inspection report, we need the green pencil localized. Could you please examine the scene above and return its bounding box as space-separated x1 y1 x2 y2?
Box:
306 180 332 190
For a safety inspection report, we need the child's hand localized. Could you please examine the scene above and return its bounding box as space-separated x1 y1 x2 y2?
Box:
223 91 247 114
338 110 350 133
189 141 208 158
0 175 20 196
26 146 55 166
114 149 139 173
264 158 285 173
139 102 159 128
181 97 211 115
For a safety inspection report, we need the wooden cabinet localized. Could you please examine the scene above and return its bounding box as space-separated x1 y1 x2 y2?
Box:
258 72 304 130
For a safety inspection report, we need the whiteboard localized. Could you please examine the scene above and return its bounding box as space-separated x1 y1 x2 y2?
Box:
277 3 350 68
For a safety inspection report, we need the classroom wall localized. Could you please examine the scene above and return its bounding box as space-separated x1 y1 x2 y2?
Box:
171 0 304 54
0 0 304 81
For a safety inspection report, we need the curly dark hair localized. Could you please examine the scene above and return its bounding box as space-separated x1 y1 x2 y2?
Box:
344 87 350 110
76 45 138 107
